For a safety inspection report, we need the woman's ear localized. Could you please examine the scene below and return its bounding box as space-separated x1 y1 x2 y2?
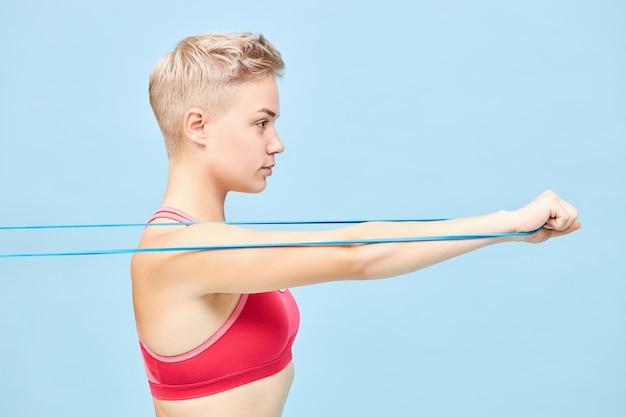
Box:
182 108 209 146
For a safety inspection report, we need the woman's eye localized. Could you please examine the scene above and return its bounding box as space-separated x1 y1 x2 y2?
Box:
257 120 267 129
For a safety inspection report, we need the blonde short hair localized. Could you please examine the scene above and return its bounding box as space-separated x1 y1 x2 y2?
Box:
149 32 285 158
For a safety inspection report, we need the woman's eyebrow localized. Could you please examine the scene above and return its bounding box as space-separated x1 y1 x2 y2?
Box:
258 108 279 118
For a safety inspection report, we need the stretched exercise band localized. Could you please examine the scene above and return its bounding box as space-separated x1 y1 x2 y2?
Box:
0 218 446 230
0 218 540 258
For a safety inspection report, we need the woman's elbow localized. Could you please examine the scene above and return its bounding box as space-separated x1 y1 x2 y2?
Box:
347 244 392 281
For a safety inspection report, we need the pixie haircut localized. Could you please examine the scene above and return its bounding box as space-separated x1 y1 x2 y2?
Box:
149 32 285 158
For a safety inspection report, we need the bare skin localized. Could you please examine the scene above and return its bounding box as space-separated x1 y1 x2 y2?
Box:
131 75 581 417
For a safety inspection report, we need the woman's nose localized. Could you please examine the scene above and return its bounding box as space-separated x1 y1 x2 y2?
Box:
267 131 284 155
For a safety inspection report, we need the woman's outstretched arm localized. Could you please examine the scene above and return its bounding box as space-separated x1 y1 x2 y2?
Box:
131 190 580 294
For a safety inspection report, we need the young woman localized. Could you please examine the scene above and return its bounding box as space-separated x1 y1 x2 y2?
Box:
131 32 580 417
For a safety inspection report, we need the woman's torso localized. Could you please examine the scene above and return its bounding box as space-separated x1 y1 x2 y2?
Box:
131 210 299 417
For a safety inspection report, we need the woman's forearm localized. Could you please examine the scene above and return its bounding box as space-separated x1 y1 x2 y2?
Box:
347 210 517 280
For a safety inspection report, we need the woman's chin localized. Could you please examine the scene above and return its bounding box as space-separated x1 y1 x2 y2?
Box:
236 181 268 194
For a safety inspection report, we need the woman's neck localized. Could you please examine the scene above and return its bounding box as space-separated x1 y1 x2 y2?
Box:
161 159 227 222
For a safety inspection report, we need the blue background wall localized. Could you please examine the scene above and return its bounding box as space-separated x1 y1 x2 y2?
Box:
0 1 624 416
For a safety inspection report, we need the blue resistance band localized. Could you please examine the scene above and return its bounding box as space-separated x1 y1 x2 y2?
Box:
0 218 540 258
0 218 446 230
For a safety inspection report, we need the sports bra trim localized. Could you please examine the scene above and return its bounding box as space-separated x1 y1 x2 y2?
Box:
138 294 249 362
140 206 249 363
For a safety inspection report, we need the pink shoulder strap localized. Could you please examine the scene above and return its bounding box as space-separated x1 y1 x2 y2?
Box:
148 207 198 223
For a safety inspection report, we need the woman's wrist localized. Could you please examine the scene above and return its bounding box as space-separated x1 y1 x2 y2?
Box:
492 210 524 242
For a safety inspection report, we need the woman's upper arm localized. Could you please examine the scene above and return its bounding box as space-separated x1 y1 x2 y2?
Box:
135 223 364 294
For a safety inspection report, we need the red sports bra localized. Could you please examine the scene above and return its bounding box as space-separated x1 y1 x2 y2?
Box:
138 207 300 400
